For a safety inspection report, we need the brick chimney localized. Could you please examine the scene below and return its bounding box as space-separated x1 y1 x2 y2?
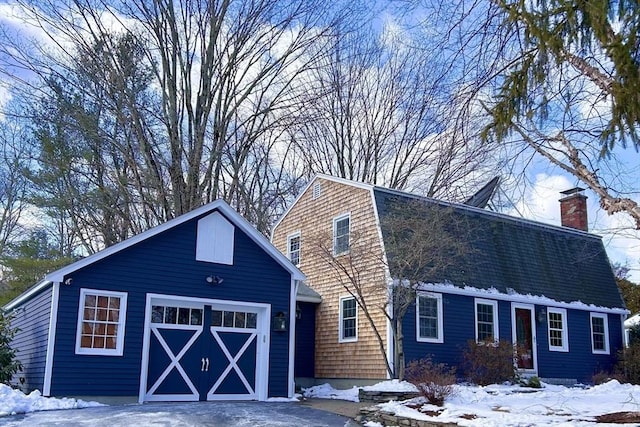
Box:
559 187 588 231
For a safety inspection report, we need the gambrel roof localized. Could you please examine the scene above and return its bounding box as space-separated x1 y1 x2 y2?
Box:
373 187 626 310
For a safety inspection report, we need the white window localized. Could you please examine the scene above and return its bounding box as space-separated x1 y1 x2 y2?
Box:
287 232 301 266
547 307 569 352
339 296 357 342
76 289 128 356
196 211 235 265
590 313 610 354
417 293 443 343
475 299 498 342
333 214 350 255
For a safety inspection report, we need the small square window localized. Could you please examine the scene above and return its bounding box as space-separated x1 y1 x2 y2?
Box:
76 289 127 356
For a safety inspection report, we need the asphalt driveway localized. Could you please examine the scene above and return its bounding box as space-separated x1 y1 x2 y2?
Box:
0 401 361 426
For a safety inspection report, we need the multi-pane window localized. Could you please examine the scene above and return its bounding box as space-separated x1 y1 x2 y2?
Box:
590 313 609 354
151 305 203 326
547 308 569 352
287 233 301 266
333 214 350 255
475 299 498 342
211 310 258 329
339 296 357 342
76 289 127 356
417 293 443 343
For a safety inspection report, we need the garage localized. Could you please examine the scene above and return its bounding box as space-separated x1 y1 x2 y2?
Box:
141 295 270 402
6 200 304 402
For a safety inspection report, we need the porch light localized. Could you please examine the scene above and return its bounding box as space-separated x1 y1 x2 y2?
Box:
273 312 287 332
537 307 547 324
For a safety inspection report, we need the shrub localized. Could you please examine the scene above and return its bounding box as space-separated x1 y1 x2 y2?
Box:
405 357 457 406
0 310 22 384
525 376 541 388
462 339 516 386
616 340 640 385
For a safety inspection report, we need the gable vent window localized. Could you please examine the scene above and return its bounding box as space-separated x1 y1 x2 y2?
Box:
312 182 321 199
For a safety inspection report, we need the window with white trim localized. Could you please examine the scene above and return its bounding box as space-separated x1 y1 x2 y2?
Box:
475 299 498 342
287 232 301 266
339 296 357 342
76 289 127 356
590 313 610 354
333 214 350 255
547 307 569 352
417 293 443 343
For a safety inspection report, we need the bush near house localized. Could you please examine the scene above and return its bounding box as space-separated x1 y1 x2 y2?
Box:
462 339 516 386
616 341 640 385
405 357 457 406
0 310 22 384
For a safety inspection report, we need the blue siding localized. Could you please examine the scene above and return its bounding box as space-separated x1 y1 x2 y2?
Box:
10 287 52 393
49 210 292 398
403 293 623 384
294 302 316 378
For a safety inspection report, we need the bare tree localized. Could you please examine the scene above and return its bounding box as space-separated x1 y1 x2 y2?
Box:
0 0 352 249
287 20 498 199
0 120 30 258
310 198 475 380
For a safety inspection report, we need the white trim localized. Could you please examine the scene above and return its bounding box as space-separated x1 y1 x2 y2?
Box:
419 283 627 315
416 292 444 343
474 298 499 342
4 280 52 311
139 293 271 402
287 279 298 398
339 295 358 343
75 289 128 356
590 312 610 354
511 303 538 375
42 200 304 285
547 307 569 352
332 213 351 256
43 282 60 397
286 232 301 266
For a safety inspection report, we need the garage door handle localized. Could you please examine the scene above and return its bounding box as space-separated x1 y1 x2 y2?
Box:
201 358 205 371
205 357 210 372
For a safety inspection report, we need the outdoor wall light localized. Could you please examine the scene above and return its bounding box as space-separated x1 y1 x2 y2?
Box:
296 304 302 320
537 307 547 324
64 278 73 286
206 275 224 285
273 312 287 332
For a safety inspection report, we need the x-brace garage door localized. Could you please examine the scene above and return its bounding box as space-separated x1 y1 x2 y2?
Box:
140 296 270 402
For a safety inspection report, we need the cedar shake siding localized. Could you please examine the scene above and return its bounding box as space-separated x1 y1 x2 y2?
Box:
273 178 388 379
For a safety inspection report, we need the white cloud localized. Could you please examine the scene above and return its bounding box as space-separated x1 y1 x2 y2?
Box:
510 172 640 283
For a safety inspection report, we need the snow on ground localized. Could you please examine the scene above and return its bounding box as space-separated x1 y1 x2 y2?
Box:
304 379 640 426
0 384 103 417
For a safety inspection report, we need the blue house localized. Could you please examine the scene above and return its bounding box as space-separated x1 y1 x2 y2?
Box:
5 200 312 402
272 175 628 385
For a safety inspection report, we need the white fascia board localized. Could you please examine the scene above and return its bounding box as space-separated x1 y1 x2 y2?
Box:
4 279 53 310
43 200 304 284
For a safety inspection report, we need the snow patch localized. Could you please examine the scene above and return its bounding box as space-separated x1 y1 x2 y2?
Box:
0 385 104 417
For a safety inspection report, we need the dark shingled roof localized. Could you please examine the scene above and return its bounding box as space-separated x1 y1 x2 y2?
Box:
373 187 625 309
